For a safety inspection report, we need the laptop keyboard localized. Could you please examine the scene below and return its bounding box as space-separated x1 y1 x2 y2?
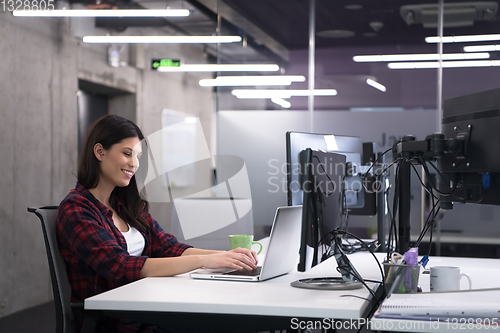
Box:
223 267 262 276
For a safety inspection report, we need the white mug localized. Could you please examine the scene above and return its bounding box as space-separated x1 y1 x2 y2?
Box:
430 266 472 292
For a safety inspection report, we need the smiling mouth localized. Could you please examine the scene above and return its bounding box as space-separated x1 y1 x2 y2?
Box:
122 170 134 178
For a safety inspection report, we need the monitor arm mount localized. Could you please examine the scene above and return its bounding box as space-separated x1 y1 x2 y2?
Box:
391 130 471 254
332 232 364 283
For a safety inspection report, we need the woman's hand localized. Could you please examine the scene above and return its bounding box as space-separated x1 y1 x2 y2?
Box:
201 248 258 271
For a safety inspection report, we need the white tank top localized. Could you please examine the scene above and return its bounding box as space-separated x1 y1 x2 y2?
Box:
121 225 145 256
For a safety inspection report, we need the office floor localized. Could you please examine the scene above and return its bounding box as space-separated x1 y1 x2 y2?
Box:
0 301 55 333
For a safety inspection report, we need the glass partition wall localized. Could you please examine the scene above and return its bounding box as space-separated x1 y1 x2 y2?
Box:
215 0 500 252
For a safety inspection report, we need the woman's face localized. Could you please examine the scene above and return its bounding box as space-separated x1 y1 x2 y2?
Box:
98 137 142 188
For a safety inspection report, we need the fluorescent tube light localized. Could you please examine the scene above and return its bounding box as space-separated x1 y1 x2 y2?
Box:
353 53 490 62
388 60 500 69
13 9 190 17
83 36 242 44
231 89 337 99
464 45 500 52
426 34 500 43
199 75 305 87
366 79 386 92
350 107 404 112
271 98 291 108
158 64 280 72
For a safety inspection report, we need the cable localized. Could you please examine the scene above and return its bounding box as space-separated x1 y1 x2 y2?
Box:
381 158 402 175
414 199 438 246
330 230 385 299
363 278 384 284
337 266 379 302
427 206 441 257
385 185 395 253
340 295 371 302
387 163 400 259
340 177 349 234
325 231 385 333
389 156 419 255
408 159 440 251
405 156 451 256
362 147 393 176
427 160 452 195
414 199 440 248
339 239 379 255
417 156 451 196
411 160 440 249
409 161 439 201
361 157 401 193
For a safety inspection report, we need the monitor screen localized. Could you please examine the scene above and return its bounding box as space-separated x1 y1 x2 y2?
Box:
298 148 346 272
286 131 375 215
286 132 364 208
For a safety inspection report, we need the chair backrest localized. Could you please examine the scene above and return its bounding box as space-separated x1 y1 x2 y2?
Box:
28 206 76 333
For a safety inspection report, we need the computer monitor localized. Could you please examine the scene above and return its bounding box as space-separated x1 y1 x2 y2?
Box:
439 87 500 206
392 87 500 253
286 131 376 215
295 149 364 290
298 148 346 272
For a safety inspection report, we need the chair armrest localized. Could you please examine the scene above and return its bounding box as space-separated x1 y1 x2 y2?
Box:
70 302 84 309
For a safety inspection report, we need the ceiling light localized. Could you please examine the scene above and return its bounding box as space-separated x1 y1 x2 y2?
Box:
426 34 500 43
271 98 291 108
199 75 305 87
354 52 490 62
366 79 386 92
158 64 280 72
388 60 500 69
231 89 337 99
13 9 190 17
350 107 404 112
464 45 500 52
82 36 242 44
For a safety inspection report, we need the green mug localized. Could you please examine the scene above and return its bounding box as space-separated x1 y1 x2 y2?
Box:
228 235 263 255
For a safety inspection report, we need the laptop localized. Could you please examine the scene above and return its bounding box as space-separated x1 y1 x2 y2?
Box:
189 205 302 282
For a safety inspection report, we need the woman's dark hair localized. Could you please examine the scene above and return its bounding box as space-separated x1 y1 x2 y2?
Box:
78 114 150 234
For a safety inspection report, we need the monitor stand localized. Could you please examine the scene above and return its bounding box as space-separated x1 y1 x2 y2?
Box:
291 235 364 290
290 277 363 290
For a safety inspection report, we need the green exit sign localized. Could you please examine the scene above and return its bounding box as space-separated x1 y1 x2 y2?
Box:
151 59 181 70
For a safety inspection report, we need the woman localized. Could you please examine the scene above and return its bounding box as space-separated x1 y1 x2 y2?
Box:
57 115 257 333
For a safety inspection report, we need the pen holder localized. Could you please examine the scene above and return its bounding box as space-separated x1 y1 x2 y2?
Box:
383 263 421 294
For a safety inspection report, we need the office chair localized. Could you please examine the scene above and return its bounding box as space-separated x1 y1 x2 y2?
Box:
28 206 96 333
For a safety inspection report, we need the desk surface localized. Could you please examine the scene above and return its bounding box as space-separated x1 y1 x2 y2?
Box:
85 251 384 320
371 256 500 332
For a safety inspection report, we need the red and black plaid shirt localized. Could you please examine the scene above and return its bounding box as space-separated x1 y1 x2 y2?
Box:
57 182 192 333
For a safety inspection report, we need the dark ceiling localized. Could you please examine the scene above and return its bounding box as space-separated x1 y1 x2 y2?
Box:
77 0 500 63
221 0 500 49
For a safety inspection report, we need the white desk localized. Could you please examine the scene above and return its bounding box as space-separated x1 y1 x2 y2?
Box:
371 256 500 332
84 251 384 332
